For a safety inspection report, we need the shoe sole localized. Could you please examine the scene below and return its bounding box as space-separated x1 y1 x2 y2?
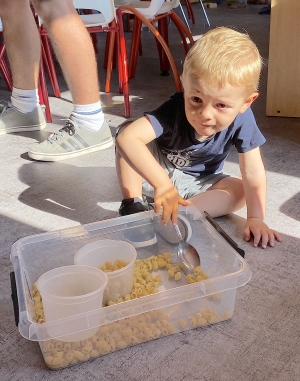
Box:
0 122 47 136
28 138 114 161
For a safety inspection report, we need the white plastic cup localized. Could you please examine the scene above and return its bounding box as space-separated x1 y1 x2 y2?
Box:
36 265 108 341
74 240 137 305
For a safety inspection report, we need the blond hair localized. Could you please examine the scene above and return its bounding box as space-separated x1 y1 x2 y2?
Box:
182 27 262 97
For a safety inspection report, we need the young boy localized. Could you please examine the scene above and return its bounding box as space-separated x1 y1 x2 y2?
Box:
115 27 281 249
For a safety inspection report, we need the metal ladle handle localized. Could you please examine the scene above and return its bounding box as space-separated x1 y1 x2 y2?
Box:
174 224 183 241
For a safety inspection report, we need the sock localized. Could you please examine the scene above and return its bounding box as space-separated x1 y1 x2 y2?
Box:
71 101 105 132
11 87 39 113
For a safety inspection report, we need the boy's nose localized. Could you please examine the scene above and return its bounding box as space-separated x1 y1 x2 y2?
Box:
199 105 213 119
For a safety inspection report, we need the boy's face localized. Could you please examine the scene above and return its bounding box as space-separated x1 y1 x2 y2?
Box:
182 74 258 140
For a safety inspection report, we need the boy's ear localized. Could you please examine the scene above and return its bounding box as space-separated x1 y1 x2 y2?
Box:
239 92 259 113
180 75 184 90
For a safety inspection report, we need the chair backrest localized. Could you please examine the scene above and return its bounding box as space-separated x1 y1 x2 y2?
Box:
158 0 181 13
127 0 166 18
73 0 116 24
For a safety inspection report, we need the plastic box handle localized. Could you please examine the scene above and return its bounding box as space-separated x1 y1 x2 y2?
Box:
204 211 245 258
10 272 19 327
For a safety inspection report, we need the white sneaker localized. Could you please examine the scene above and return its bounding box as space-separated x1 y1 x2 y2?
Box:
28 116 113 161
0 101 46 135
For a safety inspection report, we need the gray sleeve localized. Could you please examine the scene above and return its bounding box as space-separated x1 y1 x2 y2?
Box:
146 114 163 138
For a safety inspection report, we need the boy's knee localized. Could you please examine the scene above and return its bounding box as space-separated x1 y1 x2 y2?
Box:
232 177 246 207
212 176 245 208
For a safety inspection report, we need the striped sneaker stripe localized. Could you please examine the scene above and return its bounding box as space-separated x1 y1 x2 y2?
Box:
67 138 82 150
73 133 90 148
60 143 72 152
59 136 89 152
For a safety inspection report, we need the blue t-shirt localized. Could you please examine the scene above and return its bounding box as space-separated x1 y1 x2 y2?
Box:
144 92 266 178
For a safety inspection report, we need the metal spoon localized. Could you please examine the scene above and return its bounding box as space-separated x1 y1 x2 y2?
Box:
174 224 201 275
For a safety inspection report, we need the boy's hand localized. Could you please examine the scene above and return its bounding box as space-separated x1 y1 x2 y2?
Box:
244 217 282 249
154 184 189 226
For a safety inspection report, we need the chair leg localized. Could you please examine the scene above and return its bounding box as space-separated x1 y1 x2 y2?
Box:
83 20 129 119
138 38 143 56
0 60 13 91
128 17 142 79
116 33 123 95
91 33 98 54
116 8 130 118
157 18 170 75
184 0 192 20
184 0 195 24
178 3 192 33
0 60 13 92
122 14 131 32
119 6 182 92
39 58 52 123
169 10 195 54
198 0 210 27
0 43 13 91
104 27 116 93
104 30 118 70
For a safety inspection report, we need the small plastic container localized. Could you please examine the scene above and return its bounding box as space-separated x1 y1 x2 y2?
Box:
74 240 137 305
36 265 108 342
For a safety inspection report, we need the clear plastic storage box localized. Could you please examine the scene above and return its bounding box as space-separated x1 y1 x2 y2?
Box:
10 207 251 370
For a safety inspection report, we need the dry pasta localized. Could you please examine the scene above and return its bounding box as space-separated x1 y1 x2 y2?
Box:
100 260 129 272
32 251 230 370
39 307 224 369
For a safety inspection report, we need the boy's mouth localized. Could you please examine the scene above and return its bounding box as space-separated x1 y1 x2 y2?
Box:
199 123 215 129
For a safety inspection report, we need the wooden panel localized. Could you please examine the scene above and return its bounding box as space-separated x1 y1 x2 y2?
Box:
266 0 300 117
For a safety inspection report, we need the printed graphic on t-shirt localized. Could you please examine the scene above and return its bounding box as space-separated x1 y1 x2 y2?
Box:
161 148 197 168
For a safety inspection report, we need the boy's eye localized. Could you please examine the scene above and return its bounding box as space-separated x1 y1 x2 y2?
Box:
217 103 226 108
191 96 201 103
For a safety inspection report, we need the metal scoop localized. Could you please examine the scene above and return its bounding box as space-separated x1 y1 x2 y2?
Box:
174 224 201 275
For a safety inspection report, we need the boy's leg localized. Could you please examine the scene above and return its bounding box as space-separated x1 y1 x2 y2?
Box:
187 177 246 217
116 149 157 246
116 150 144 199
0 0 46 135
28 0 113 161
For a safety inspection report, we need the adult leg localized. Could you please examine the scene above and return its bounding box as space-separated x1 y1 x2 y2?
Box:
187 177 246 217
0 0 40 89
0 0 46 134
28 0 113 161
31 0 99 105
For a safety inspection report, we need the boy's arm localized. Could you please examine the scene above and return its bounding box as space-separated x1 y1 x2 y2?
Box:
239 147 281 248
116 117 188 224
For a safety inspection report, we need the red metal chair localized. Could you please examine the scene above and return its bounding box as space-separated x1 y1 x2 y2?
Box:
118 0 195 92
0 41 12 92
